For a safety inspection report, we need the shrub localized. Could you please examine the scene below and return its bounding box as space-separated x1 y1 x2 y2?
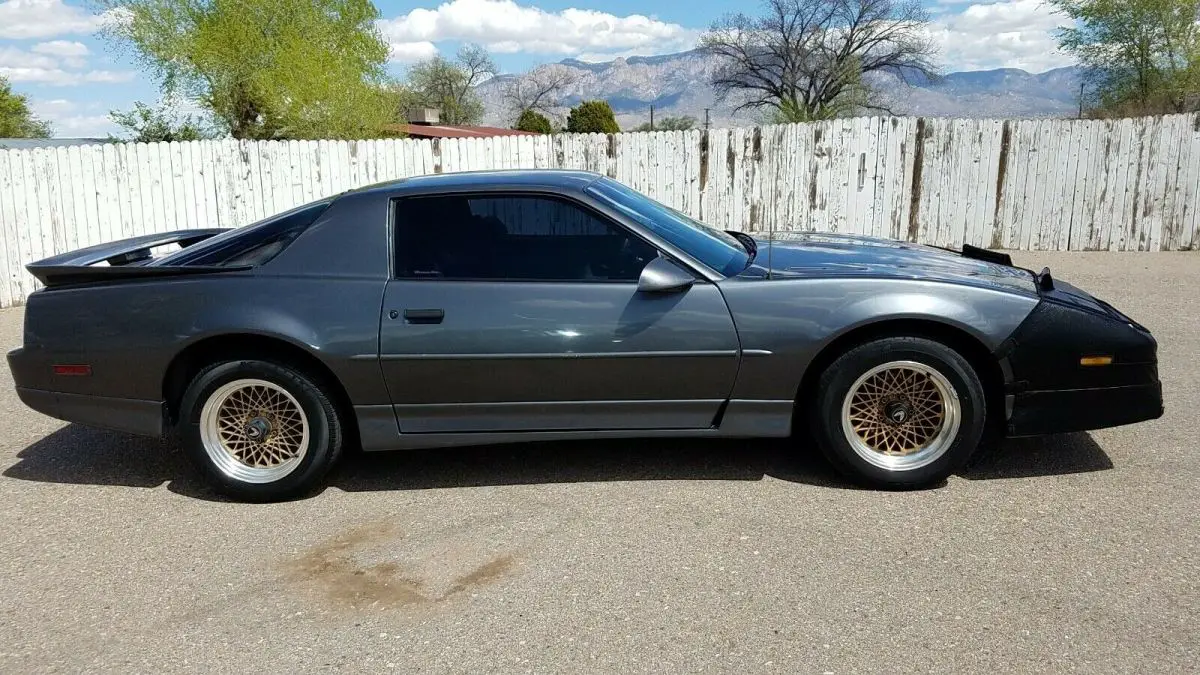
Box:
566 100 620 134
514 109 553 134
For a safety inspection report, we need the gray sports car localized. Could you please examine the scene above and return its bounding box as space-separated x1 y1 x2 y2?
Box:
7 170 1163 501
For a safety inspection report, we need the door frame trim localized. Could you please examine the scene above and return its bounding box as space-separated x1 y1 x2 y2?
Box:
387 187 721 284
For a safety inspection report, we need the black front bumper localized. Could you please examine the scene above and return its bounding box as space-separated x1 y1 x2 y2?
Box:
1007 382 1164 437
998 287 1164 438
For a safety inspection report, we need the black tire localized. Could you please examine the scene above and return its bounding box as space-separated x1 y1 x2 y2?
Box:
178 359 344 502
810 336 987 489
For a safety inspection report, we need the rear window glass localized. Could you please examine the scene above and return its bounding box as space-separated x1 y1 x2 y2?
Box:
153 201 331 268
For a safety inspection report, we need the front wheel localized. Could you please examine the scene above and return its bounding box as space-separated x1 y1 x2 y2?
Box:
810 337 987 489
178 359 344 502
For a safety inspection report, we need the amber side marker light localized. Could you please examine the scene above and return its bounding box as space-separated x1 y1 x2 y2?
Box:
1080 356 1114 367
52 365 92 376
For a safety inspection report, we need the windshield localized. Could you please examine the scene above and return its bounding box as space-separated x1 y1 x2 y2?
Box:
586 177 749 277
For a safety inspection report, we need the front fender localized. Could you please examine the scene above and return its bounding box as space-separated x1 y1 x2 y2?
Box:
831 286 1036 353
720 277 1039 401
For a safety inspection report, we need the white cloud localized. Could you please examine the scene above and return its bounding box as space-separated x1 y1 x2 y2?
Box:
0 66 135 85
29 97 75 115
0 43 134 85
0 45 57 69
0 0 109 39
31 99 117 137
389 40 439 63
31 40 90 68
378 0 699 62
930 0 1075 72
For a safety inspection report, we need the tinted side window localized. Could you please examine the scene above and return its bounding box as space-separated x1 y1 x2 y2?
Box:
395 194 658 281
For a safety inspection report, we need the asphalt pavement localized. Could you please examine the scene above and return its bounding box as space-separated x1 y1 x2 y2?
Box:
0 252 1197 673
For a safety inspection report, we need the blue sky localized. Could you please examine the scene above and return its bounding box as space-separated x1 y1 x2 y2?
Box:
1 0 1074 138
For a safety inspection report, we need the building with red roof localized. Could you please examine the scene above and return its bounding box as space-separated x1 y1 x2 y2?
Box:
385 108 541 140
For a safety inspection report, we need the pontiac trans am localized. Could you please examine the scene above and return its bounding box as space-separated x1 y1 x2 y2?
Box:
7 170 1164 501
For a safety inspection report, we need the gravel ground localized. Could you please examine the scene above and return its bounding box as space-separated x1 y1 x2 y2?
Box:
0 252 1197 674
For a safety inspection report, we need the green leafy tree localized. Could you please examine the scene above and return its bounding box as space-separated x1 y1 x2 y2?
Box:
634 115 698 131
100 0 394 140
379 83 424 133
514 109 553 134
109 101 220 142
0 77 53 138
405 45 496 125
1051 0 1200 116
566 100 620 133
763 68 870 123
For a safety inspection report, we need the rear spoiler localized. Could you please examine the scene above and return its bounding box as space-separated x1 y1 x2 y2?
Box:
26 229 245 288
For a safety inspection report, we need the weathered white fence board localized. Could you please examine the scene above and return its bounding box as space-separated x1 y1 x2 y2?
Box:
1 113 1199 308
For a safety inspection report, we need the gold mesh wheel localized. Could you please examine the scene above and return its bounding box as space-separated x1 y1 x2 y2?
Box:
199 379 310 484
839 361 961 471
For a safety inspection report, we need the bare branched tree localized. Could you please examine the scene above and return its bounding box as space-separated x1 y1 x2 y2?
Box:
457 44 499 92
502 66 578 123
407 44 497 125
701 0 939 121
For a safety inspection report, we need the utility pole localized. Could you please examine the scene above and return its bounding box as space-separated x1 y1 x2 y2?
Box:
704 108 711 130
649 105 655 131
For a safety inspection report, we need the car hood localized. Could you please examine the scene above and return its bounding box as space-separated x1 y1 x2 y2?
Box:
741 232 1039 296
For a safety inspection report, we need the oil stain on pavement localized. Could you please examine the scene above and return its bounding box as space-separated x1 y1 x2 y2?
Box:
282 521 516 610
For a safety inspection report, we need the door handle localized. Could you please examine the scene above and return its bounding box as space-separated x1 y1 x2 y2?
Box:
403 308 444 324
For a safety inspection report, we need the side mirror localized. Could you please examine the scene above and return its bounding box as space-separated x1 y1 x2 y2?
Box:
637 256 696 294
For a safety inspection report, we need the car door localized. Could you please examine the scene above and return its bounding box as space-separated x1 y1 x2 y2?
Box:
378 190 741 434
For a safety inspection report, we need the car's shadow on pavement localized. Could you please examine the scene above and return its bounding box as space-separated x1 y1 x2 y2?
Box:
4 424 1114 501
3 425 206 493
959 432 1115 480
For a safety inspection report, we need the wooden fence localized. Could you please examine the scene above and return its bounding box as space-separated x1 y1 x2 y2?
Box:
0 113 1198 308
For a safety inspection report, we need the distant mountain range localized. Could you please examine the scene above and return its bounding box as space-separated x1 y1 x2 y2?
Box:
477 49 1083 129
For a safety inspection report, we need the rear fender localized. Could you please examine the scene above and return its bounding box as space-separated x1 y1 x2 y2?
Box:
17 275 390 405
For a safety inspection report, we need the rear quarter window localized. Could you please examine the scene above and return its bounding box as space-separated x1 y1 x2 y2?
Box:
154 201 332 268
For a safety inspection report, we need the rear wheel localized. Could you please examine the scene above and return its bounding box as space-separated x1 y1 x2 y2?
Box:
179 359 343 502
810 337 987 489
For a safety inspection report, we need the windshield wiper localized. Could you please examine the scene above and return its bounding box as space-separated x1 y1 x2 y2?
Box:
726 230 759 267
